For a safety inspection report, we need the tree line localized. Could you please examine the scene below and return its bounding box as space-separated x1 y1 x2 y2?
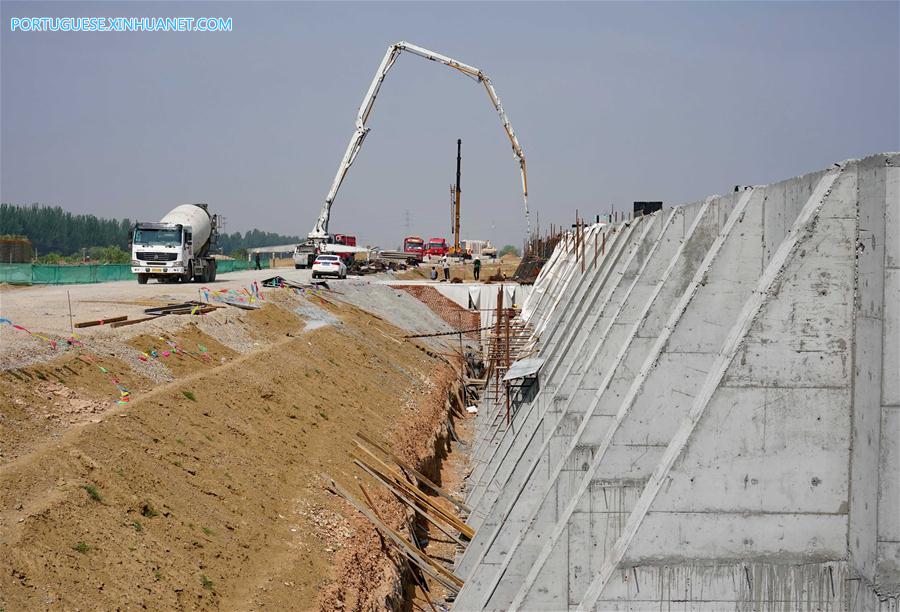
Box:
0 203 301 261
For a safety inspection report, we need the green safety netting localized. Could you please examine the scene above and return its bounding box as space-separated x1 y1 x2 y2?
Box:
216 260 254 273
0 263 33 285
0 259 255 285
31 264 134 284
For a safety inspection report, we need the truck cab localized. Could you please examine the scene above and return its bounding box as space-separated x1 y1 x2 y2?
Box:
293 242 319 269
425 238 449 258
403 236 425 262
131 204 218 284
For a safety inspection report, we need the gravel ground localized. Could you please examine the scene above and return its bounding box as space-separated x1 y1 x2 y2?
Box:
333 280 474 353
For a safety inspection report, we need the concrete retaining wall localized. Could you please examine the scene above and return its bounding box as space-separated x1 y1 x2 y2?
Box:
455 153 899 610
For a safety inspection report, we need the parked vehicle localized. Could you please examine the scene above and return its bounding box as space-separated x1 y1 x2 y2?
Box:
462 239 498 259
403 236 425 261
293 242 319 269
426 237 449 257
312 254 347 279
294 233 357 269
131 203 220 284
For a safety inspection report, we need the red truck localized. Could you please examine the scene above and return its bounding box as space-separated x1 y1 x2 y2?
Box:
330 234 357 264
425 237 449 257
333 234 356 247
403 236 425 261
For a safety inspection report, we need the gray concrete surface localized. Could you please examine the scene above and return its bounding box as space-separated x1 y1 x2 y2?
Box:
456 153 900 610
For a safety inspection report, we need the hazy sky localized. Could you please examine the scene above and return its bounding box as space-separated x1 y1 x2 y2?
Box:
2 1 898 249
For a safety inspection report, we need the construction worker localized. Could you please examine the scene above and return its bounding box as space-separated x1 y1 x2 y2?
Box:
254 252 261 270
442 257 450 281
430 266 438 281
473 257 481 281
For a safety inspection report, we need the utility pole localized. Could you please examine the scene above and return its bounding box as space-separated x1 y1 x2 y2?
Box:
451 138 462 257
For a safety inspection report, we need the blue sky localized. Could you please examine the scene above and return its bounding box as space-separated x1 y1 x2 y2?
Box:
2 1 898 249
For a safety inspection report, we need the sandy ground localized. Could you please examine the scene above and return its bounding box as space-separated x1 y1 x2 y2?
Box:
1 267 314 338
396 254 520 282
0 272 477 611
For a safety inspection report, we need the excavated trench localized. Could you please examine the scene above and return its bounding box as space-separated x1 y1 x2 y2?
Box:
322 352 481 611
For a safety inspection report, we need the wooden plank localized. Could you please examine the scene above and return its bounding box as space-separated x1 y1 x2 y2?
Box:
110 315 163 328
354 446 474 539
354 441 473 533
353 445 470 533
358 484 439 612
354 459 466 546
357 433 471 514
325 476 464 591
74 315 127 328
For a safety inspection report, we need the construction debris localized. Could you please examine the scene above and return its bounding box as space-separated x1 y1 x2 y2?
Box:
325 476 465 594
143 301 220 316
357 432 470 514
260 275 312 289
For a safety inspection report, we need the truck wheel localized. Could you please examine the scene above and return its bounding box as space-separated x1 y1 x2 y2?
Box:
183 263 193 283
209 260 217 282
295 264 302 270
137 273 148 285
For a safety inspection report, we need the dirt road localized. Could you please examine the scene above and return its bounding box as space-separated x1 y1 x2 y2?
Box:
1 268 314 336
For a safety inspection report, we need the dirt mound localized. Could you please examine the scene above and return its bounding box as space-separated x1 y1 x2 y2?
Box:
0 353 152 464
0 291 459 610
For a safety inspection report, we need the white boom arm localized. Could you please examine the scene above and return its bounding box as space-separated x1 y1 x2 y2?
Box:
310 41 529 240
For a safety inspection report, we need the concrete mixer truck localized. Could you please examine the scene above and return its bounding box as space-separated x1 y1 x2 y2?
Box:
130 203 220 285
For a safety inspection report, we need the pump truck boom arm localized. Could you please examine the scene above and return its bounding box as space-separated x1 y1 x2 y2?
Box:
309 41 529 240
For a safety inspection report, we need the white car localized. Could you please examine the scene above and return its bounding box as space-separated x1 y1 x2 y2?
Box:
312 254 347 279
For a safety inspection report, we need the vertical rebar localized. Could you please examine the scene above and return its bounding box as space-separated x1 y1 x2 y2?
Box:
504 305 511 425
580 218 585 274
494 286 503 403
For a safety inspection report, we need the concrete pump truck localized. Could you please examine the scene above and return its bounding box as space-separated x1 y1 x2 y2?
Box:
295 41 531 264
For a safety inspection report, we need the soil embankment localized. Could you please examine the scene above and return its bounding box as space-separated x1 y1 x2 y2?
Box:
0 283 465 610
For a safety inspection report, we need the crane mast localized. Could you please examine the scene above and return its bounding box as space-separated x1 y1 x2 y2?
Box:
451 138 462 256
309 41 529 242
